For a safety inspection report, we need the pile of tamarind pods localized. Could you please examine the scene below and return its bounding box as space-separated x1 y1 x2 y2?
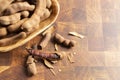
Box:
0 0 52 46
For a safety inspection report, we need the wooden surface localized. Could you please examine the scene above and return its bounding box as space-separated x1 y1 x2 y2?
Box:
0 0 120 80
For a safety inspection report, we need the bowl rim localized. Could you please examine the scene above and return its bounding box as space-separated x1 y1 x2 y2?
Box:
0 0 60 52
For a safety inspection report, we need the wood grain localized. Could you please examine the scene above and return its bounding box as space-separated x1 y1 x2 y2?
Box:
0 0 120 80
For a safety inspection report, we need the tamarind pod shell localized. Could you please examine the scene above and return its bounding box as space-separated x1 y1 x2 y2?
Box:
69 40 76 47
54 33 65 43
39 32 51 49
0 27 7 37
62 39 70 47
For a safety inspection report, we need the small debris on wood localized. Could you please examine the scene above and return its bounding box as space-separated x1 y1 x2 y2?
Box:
73 52 76 55
58 69 62 72
67 53 75 63
39 32 52 49
44 59 54 69
68 32 85 39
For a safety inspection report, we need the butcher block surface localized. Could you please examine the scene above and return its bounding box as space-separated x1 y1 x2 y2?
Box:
0 0 120 80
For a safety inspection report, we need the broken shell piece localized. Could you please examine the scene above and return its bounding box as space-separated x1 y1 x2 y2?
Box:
68 32 85 39
44 59 54 69
54 43 58 51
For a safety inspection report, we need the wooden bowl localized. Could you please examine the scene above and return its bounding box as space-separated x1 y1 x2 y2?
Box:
0 0 60 52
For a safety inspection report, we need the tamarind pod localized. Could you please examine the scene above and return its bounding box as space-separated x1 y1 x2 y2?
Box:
0 11 29 25
25 48 64 60
0 27 7 37
38 53 59 60
54 33 76 48
63 39 71 47
27 55 37 75
54 33 65 43
5 2 35 15
0 12 21 25
21 0 47 32
39 32 51 49
0 32 26 46
0 0 14 15
40 9 51 21
7 18 28 32
46 0 52 8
